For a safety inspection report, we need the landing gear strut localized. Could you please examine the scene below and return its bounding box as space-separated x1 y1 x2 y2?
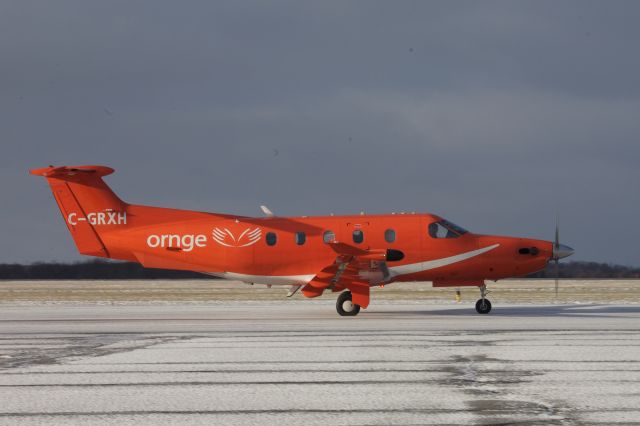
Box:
336 291 360 317
475 284 492 314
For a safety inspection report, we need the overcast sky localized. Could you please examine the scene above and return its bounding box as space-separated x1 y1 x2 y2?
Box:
1 1 639 265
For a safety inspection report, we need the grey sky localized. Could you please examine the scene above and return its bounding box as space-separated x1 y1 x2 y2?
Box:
1 1 639 265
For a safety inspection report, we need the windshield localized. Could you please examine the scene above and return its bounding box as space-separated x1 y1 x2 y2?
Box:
428 219 469 239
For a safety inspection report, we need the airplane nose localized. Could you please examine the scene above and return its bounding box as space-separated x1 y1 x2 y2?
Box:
553 244 574 260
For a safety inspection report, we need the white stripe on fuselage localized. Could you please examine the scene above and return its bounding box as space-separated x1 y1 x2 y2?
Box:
206 244 500 286
388 243 500 277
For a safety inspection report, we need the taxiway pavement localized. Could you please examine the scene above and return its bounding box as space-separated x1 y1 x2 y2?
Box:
1 300 640 425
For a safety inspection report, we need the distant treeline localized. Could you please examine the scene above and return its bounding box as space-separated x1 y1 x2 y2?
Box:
0 260 638 280
529 261 640 279
0 260 208 280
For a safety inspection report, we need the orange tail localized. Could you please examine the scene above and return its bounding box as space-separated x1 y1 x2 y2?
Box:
30 165 127 258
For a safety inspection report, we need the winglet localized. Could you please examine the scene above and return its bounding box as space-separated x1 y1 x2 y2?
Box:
260 205 275 217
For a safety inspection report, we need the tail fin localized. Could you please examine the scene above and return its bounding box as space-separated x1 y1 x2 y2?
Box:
30 165 127 258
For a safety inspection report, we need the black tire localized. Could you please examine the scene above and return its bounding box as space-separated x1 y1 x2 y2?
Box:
475 298 492 314
336 291 361 317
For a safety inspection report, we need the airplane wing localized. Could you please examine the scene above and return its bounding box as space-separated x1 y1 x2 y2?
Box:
301 242 391 308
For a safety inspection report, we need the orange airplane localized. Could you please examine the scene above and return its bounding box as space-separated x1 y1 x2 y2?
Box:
31 165 574 316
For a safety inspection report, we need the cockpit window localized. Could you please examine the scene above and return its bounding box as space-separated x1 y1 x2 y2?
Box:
428 219 468 239
441 219 468 235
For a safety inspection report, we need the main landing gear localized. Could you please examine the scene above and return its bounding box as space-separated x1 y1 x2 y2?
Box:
336 291 360 316
475 284 492 314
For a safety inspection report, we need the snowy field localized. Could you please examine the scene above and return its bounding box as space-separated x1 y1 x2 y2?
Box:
1 279 639 304
0 280 640 425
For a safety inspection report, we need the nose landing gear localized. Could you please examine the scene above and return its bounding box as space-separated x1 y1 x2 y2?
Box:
475 284 492 314
336 291 361 316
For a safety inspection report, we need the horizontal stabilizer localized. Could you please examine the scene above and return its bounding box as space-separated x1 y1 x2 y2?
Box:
30 165 115 179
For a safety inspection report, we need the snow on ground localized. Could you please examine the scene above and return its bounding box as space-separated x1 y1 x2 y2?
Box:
0 300 640 425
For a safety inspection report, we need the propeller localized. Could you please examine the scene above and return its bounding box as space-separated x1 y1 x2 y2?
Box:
554 217 560 297
551 216 575 298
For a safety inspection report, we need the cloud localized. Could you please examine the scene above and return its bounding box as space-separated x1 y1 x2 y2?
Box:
1 1 639 265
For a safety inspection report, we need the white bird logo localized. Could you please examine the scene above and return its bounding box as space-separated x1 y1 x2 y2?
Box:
212 227 261 248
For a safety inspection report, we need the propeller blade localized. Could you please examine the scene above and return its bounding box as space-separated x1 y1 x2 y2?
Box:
554 259 559 297
554 215 559 297
551 213 573 298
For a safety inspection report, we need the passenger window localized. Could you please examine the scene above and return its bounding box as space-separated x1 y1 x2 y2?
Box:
352 229 364 244
323 230 335 244
266 232 277 246
295 232 306 245
384 229 396 243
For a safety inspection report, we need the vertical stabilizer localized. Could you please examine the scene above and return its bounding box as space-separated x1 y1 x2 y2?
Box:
30 165 127 258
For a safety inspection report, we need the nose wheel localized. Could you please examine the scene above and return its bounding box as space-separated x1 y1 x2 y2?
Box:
475 284 492 314
336 291 361 316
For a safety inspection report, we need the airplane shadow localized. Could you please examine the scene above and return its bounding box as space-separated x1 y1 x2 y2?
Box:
372 304 640 319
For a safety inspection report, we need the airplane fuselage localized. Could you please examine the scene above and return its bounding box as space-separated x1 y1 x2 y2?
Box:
99 208 552 286
30 165 574 315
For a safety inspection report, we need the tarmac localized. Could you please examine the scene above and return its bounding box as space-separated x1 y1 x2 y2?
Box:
1 280 640 425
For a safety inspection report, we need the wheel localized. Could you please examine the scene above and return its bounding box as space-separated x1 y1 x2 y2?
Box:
475 298 492 314
336 291 361 316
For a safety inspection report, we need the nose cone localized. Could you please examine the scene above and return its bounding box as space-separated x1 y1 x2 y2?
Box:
553 244 575 260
